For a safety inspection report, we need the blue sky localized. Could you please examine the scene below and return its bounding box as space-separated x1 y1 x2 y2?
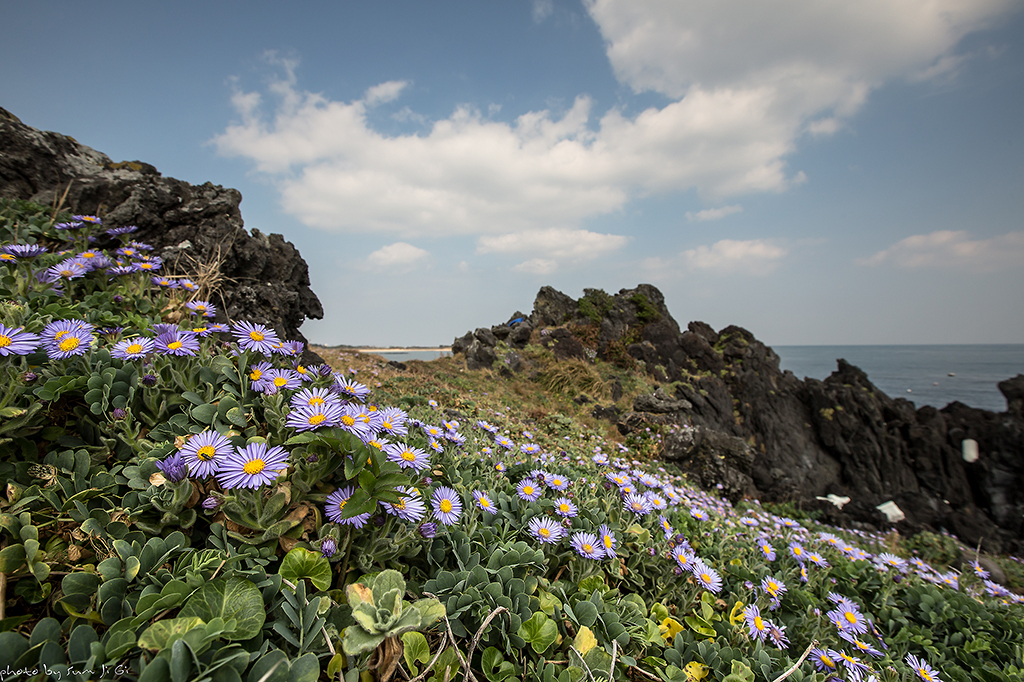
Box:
4 1 1023 346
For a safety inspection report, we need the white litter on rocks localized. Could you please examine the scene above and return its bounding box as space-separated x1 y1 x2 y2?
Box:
816 494 851 509
962 438 979 463
876 500 905 523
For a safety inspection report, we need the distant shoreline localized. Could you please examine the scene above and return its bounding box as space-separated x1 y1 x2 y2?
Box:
314 345 451 354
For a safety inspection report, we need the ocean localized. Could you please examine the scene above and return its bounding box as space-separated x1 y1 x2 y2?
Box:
773 345 1024 413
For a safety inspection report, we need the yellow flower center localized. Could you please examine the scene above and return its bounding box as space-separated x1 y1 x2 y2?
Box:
582 543 593 553
168 341 183 350
249 331 264 341
338 498 347 510
401 450 416 462
844 611 857 624
309 397 325 406
480 498 490 508
139 263 152 269
341 415 355 426
59 337 80 352
920 669 933 682
793 547 802 555
0 335 10 348
308 414 326 426
439 499 453 513
701 573 711 583
55 330 68 340
754 617 764 631
274 377 287 387
250 369 262 380
243 458 266 475
819 656 834 669
0 254 14 261
60 269 75 277
127 343 143 354
393 499 406 509
603 536 613 548
559 503 570 513
382 420 393 430
539 527 550 538
522 485 534 495
197 445 216 461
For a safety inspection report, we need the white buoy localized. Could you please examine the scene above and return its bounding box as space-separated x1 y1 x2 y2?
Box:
907 389 912 393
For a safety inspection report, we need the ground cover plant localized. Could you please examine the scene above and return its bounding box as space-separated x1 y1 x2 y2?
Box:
0 198 1022 682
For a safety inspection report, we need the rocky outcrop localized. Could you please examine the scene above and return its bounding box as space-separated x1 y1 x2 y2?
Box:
0 108 324 359
451 284 1024 552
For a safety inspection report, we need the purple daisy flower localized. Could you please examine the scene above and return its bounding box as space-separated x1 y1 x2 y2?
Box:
905 653 941 682
152 276 177 288
155 451 189 483
691 558 723 593
232 321 281 355
810 648 840 673
132 258 162 273
290 387 338 410
2 244 47 258
571 532 604 560
547 475 571 491
761 576 787 601
598 524 617 558
247 360 274 388
768 623 789 649
72 214 102 225
105 225 138 237
287 401 343 431
334 375 370 402
181 430 234 478
336 403 375 439
758 538 776 561
659 515 674 539
378 407 409 437
743 605 770 643
384 443 431 472
672 546 695 570
186 300 216 318
690 506 708 521
0 325 40 356
384 486 427 522
623 492 652 517
178 278 198 292
320 537 337 558
431 486 462 526
155 329 200 357
111 336 155 360
216 442 289 489
48 259 88 280
262 368 302 393
840 630 883 658
828 598 868 635
325 485 372 528
836 651 869 673
528 516 564 544
473 490 497 514
517 479 542 502
553 496 578 518
45 323 93 360
789 542 806 563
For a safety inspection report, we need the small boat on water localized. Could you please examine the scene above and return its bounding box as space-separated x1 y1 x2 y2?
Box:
948 372 956 377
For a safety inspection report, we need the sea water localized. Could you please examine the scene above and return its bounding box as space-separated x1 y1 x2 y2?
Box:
773 345 1024 412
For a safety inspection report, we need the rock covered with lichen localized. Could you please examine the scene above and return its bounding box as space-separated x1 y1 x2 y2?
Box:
0 107 323 359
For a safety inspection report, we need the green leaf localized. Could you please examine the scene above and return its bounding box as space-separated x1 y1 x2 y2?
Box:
572 600 598 628
411 598 445 628
402 632 430 676
372 570 406 600
280 547 333 592
289 653 320 682
191 404 218 425
342 624 385 656
179 577 266 641
248 650 290 682
0 544 26 573
722 660 755 682
138 617 207 650
518 611 557 654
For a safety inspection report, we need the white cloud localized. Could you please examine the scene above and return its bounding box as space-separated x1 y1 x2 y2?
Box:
856 230 1024 271
364 80 408 107
366 242 429 268
214 5 1015 240
512 258 558 274
686 205 743 222
532 0 554 23
683 239 787 275
476 228 628 260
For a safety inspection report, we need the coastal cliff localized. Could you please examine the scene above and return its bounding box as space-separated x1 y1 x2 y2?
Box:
453 284 1024 553
0 107 324 358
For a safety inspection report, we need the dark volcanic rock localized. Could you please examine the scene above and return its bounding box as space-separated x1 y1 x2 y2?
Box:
0 108 323 360
451 282 1024 549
